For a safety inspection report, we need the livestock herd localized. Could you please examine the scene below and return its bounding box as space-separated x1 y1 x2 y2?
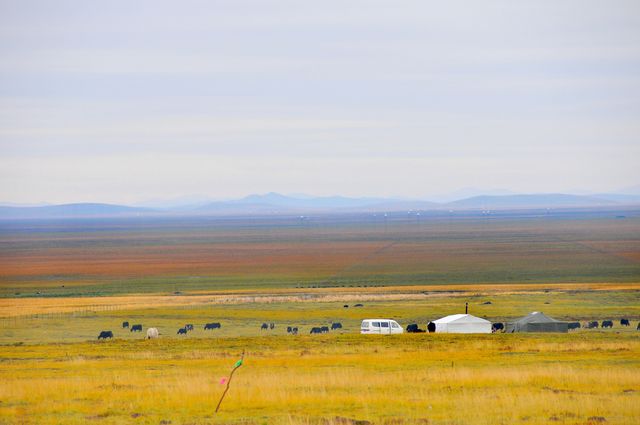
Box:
577 319 635 329
96 321 225 339
97 320 345 340
97 315 637 340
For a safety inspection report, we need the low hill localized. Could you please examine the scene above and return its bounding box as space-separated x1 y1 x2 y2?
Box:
0 203 154 219
445 194 616 209
195 192 411 214
2 192 637 219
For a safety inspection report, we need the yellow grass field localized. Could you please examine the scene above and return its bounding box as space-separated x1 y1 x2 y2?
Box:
1 285 639 424
1 333 638 425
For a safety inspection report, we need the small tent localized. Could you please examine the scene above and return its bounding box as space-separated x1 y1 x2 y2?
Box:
432 314 492 333
506 312 568 333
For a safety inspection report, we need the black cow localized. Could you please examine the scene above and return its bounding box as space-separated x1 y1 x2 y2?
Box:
587 321 599 329
406 323 424 333
331 323 342 330
492 323 504 332
354 304 364 307
177 328 187 335
427 322 436 333
637 322 640 330
98 330 113 339
310 327 322 334
287 326 292 333
568 322 581 330
122 321 129 328
204 323 221 330
270 323 275 330
320 326 329 333
261 323 269 330
291 327 298 335
621 319 630 326
130 324 142 332
601 320 613 328
185 324 194 331
343 305 349 308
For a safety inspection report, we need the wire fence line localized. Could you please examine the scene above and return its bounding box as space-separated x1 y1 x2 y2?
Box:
0 301 222 327
0 304 128 326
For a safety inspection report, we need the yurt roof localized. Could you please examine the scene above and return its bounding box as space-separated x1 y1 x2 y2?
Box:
511 311 564 324
432 314 491 324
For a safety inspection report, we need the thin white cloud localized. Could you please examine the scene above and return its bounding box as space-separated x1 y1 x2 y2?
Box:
2 151 637 204
1 1 639 202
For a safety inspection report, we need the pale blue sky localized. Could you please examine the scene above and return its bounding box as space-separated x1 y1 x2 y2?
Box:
1 1 639 203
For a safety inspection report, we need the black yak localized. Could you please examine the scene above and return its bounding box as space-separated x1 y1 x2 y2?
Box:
98 331 113 339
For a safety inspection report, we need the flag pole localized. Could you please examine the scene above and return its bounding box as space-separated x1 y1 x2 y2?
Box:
215 350 245 413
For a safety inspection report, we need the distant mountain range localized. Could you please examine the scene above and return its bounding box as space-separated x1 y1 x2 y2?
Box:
0 203 152 219
1 192 639 219
446 194 617 209
193 192 417 214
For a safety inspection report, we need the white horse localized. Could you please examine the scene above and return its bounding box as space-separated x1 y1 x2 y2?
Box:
146 327 159 339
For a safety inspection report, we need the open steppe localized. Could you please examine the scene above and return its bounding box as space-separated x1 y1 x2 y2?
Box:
1 210 639 297
1 210 639 424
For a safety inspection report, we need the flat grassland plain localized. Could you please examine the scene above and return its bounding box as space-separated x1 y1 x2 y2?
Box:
1 210 639 424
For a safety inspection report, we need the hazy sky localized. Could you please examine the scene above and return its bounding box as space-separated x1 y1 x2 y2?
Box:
1 1 639 204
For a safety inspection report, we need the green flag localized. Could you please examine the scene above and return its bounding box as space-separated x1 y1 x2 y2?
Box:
234 359 243 368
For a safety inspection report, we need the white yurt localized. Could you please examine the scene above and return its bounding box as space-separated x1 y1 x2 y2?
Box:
432 314 492 333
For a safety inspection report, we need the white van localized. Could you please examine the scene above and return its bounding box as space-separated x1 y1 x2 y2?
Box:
360 319 403 334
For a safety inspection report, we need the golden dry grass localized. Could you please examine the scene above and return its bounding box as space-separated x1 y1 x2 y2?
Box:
0 334 638 425
1 285 639 424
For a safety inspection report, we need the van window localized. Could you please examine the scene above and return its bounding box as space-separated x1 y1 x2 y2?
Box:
380 322 389 328
372 322 380 327
361 321 369 327
391 322 399 329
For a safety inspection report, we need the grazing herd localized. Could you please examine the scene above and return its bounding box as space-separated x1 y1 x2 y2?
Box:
263 322 343 334
98 314 637 340
179 323 216 334
98 305 368 341
97 320 346 340
98 322 342 339
576 319 634 330
99 321 225 340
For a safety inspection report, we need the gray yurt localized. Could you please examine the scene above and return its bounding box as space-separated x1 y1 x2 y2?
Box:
506 311 568 333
